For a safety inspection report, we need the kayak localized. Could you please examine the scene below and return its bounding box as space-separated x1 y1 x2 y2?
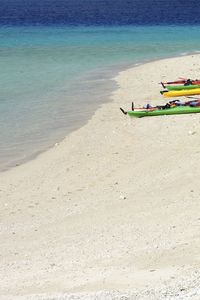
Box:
161 88 200 97
162 79 187 85
125 106 200 118
166 84 200 91
162 79 200 85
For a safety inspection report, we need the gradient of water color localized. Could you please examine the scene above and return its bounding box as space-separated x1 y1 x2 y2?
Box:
1 25 200 170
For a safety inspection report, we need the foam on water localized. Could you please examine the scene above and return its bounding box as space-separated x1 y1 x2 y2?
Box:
1 25 200 170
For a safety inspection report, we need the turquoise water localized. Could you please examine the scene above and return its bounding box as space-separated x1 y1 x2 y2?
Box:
1 25 200 170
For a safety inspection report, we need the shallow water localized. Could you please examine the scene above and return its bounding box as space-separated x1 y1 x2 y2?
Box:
1 25 200 170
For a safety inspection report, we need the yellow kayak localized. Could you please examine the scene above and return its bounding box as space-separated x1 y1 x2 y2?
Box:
161 88 200 98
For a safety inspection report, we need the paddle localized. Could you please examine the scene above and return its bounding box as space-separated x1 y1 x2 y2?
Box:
186 96 200 100
160 82 165 89
160 90 168 94
120 108 127 115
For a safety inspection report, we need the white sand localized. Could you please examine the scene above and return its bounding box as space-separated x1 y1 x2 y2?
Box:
1 55 200 299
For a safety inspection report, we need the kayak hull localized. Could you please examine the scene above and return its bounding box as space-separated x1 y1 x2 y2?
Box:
162 88 200 97
127 106 200 118
166 84 200 91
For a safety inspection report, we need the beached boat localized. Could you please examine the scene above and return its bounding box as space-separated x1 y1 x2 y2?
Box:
166 84 200 91
162 79 188 85
120 106 200 118
162 79 200 85
161 88 200 97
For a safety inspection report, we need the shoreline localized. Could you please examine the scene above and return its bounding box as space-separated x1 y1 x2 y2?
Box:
0 58 144 173
1 54 200 299
2 50 200 173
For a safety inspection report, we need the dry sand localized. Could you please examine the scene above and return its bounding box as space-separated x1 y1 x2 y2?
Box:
1 55 200 299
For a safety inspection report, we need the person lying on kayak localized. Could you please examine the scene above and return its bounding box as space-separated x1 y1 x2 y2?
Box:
156 99 200 110
184 79 193 86
156 103 171 110
157 100 185 109
187 100 200 107
143 103 152 109
169 99 200 107
138 99 200 112
169 100 183 107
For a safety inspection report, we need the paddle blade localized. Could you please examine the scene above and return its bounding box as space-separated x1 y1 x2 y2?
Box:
161 82 165 89
120 108 127 115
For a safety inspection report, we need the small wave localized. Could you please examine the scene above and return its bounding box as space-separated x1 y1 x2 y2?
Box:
180 52 189 56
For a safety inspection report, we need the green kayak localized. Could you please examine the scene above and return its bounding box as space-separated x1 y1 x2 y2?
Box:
166 84 200 91
126 106 200 118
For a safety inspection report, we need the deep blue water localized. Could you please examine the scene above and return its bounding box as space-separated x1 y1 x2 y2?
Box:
0 0 200 26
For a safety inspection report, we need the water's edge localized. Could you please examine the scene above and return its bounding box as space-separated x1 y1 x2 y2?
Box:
1 52 198 173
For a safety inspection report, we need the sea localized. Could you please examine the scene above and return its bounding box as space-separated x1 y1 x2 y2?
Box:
1 0 200 170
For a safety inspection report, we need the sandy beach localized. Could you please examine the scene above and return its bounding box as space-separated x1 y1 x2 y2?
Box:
1 54 200 299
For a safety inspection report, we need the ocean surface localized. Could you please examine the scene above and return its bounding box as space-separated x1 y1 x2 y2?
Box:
1 0 200 26
1 0 200 170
